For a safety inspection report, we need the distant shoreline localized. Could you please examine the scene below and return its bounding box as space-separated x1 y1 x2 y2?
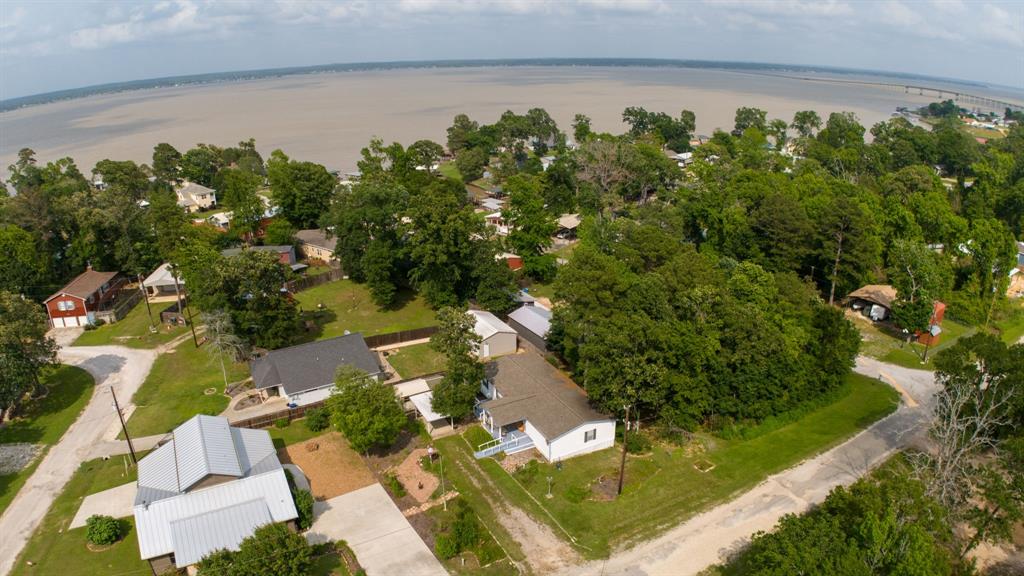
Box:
0 57 1009 113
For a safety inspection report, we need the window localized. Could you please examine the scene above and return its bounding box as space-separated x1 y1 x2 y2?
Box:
57 300 76 311
584 429 597 443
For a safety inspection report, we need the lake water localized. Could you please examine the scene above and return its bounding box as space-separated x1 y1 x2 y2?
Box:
1 66 1020 176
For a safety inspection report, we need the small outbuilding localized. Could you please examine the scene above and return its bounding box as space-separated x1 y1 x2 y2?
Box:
142 263 184 297
847 284 898 321
468 310 518 359
507 304 552 351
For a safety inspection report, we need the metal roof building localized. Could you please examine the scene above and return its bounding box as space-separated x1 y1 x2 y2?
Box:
133 415 298 572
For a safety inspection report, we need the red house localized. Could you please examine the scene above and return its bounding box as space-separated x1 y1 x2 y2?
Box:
45 266 127 328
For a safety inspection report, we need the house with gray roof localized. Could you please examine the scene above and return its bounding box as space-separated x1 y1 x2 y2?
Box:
474 352 614 461
251 333 382 406
133 415 299 573
296 229 338 262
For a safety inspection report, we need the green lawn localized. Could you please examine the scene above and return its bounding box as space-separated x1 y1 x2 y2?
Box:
267 420 329 449
11 456 146 576
439 161 463 183
521 281 556 303
386 343 446 379
436 373 898 558
294 279 436 341
994 301 1024 344
124 339 248 437
72 299 188 349
0 365 95 517
857 316 973 369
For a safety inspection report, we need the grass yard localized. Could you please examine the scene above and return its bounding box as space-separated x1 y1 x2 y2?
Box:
994 301 1024 344
0 365 95 517
436 373 898 558
124 339 248 438
267 419 329 449
439 161 463 183
72 299 187 349
426 498 518 576
386 343 446 378
294 279 436 341
11 456 145 576
856 314 973 369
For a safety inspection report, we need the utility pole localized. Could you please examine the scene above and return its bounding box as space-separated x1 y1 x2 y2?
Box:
439 454 447 511
138 274 154 330
171 266 198 348
617 404 630 496
111 386 137 464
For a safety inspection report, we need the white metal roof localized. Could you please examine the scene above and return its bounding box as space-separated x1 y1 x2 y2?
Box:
410 391 446 423
557 213 581 229
169 499 272 567
469 310 516 340
143 263 183 289
394 378 431 399
508 305 551 338
135 469 296 563
172 415 243 491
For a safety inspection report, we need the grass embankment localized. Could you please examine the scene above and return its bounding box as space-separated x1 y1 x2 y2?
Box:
436 373 898 558
439 162 463 183
386 343 446 379
0 365 94 516
11 456 146 576
72 299 187 349
294 279 436 341
125 340 248 437
858 316 972 369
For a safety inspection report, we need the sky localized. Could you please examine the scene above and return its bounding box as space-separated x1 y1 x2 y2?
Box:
0 0 1022 101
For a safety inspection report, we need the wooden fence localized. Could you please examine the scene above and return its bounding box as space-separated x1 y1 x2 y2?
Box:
364 326 437 348
286 266 345 293
95 287 143 324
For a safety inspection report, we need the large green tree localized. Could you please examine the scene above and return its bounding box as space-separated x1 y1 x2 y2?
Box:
0 292 58 418
196 523 314 576
503 174 556 281
430 307 485 422
328 366 407 453
266 150 335 229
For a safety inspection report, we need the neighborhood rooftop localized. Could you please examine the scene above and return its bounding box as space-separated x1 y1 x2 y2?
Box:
251 333 381 396
221 245 294 257
295 228 338 251
847 284 897 310
508 304 551 338
469 309 517 340
483 353 609 440
44 268 118 302
133 415 296 568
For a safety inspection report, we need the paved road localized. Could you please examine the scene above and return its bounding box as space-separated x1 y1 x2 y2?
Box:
0 343 157 576
555 357 938 576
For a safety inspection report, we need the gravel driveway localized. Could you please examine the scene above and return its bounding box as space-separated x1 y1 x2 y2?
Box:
0 343 157 576
554 357 938 576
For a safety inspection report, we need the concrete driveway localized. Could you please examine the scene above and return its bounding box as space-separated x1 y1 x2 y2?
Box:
555 357 939 576
0 343 157 576
69 481 137 529
306 483 447 576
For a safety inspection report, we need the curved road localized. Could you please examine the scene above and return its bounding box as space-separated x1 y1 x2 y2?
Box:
0 343 157 576
556 357 938 576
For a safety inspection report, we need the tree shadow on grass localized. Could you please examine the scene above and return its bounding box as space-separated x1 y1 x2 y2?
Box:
0 366 94 445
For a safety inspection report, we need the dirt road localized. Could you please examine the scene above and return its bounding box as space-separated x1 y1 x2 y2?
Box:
0 343 157 576
555 357 938 576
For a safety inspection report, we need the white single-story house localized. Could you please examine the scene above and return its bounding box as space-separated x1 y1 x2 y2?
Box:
142 263 184 297
295 229 338 263
468 310 518 359
474 353 614 461
484 212 510 236
133 415 299 573
251 333 383 406
507 304 552 351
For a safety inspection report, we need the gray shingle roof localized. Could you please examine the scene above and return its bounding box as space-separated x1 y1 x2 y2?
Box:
250 333 381 395
296 229 337 252
482 353 610 441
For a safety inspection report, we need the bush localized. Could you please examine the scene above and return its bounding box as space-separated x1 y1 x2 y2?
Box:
293 488 314 530
385 473 407 498
85 514 122 545
617 425 652 454
451 501 481 550
564 484 589 504
274 417 290 429
434 533 459 559
514 459 539 486
94 318 106 327
304 407 329 432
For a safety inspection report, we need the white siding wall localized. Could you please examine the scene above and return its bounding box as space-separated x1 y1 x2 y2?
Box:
523 421 550 457
285 384 334 407
479 332 517 359
546 420 615 461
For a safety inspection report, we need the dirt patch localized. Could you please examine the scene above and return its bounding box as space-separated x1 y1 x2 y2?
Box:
394 449 439 504
278 432 374 500
591 474 619 501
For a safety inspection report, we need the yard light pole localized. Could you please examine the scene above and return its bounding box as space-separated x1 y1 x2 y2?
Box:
111 386 137 465
546 476 553 499
138 273 155 331
617 404 630 496
439 454 447 511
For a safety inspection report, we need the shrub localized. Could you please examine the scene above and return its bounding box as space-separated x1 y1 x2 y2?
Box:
434 533 459 559
385 473 407 498
514 460 539 486
274 417 290 429
85 514 122 545
625 431 652 454
564 484 589 504
293 488 314 530
304 407 329 432
451 501 481 550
